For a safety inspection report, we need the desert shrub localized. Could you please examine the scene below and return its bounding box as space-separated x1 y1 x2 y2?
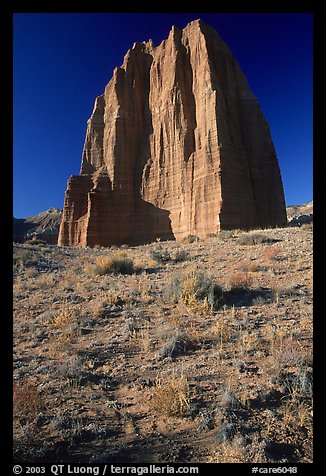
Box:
150 247 189 263
173 248 189 262
182 234 199 244
150 248 172 263
237 259 260 272
94 252 134 275
156 332 192 360
238 233 274 246
48 303 81 344
57 355 89 388
150 371 190 417
163 270 223 309
273 338 312 369
221 390 242 411
49 303 79 329
14 249 39 268
228 271 253 292
283 400 312 429
211 317 232 344
292 369 313 397
263 246 281 261
14 379 43 423
218 230 235 240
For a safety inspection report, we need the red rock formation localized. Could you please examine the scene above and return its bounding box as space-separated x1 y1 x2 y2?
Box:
58 19 287 247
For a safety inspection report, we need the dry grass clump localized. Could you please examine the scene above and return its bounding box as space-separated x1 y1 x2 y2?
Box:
34 273 56 288
273 337 311 368
48 303 81 345
163 270 223 309
211 316 232 345
92 300 109 319
208 436 247 463
283 400 312 429
138 325 152 353
240 330 263 357
262 323 294 358
133 256 157 272
92 251 135 275
49 303 79 329
150 370 190 417
276 368 313 437
128 321 152 352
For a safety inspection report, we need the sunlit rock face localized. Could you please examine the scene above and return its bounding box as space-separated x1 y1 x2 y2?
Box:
58 19 287 247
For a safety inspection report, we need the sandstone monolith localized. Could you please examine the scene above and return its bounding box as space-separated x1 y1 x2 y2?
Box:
58 19 287 247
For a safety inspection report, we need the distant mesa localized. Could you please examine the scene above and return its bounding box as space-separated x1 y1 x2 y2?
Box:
13 208 62 244
286 201 313 227
58 19 287 247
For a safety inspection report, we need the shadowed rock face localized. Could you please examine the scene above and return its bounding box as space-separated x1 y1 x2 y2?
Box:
58 19 287 247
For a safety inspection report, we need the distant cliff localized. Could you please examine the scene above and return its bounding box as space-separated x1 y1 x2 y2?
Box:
13 208 62 244
59 19 286 247
286 201 313 227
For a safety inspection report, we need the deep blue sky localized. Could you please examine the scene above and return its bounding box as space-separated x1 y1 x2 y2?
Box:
13 13 313 218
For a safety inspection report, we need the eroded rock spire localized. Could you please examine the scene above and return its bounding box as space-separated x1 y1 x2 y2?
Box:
58 19 286 247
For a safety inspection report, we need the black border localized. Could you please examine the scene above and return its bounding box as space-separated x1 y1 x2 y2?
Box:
4 1 319 473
